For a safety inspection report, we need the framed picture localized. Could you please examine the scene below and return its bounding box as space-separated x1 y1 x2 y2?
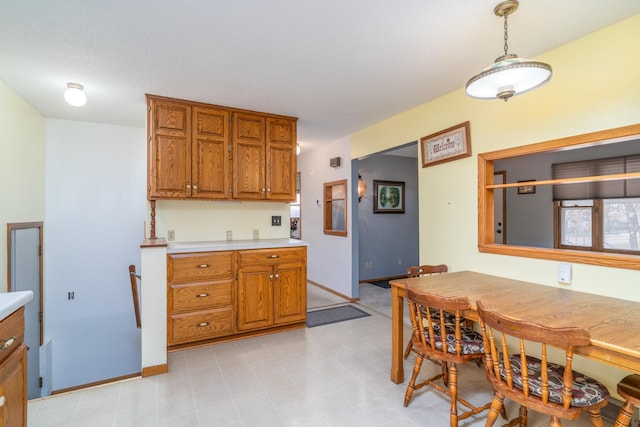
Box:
373 180 405 213
517 180 536 194
421 121 471 168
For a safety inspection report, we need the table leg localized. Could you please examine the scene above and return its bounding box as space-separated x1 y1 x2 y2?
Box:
391 285 404 384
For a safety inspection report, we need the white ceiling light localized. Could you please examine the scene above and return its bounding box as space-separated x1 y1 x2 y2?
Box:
466 0 552 101
64 82 87 107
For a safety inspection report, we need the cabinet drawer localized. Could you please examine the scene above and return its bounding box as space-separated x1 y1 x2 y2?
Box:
169 281 232 312
168 251 233 282
237 247 305 265
0 307 24 366
168 308 233 345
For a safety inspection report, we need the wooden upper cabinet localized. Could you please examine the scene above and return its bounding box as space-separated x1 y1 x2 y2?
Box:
192 107 230 199
147 94 297 202
147 98 192 199
266 118 297 201
232 113 266 200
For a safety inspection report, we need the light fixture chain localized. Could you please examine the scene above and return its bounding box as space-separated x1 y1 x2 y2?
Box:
503 12 509 56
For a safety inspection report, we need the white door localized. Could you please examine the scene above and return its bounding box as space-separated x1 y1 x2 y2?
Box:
494 171 506 244
10 224 42 399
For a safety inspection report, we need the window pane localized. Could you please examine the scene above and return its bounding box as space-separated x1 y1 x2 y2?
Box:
603 198 640 251
561 200 593 207
561 207 592 247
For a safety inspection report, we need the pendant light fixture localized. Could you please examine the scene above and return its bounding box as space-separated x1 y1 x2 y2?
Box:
465 0 552 101
64 82 87 107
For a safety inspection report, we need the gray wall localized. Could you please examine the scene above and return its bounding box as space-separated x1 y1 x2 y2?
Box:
358 154 419 280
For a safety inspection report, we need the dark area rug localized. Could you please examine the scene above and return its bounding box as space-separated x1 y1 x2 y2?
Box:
306 305 371 328
368 280 391 289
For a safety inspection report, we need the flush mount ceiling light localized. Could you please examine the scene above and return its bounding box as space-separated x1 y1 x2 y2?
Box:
465 0 552 101
64 82 87 107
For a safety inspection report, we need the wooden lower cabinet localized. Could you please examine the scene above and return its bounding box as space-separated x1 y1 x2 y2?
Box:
237 247 307 331
167 246 306 350
0 308 27 427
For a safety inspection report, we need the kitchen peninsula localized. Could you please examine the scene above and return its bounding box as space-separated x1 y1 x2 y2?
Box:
140 238 308 377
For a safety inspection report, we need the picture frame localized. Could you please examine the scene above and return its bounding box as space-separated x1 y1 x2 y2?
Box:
420 121 471 168
517 180 536 195
373 180 405 214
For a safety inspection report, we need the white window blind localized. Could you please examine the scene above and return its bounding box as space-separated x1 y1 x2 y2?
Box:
552 155 640 200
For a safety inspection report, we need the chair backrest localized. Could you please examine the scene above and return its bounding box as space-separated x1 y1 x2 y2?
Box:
407 264 448 278
406 288 476 361
129 265 142 328
476 301 592 411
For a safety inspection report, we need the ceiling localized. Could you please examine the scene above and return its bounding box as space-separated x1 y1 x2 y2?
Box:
1 1 639 152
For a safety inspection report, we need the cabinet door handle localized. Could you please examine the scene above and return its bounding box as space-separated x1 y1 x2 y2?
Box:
186 183 191 189
0 337 15 351
196 293 209 298
268 255 279 259
197 264 209 268
275 274 279 279
197 322 209 327
0 395 4 407
269 274 274 280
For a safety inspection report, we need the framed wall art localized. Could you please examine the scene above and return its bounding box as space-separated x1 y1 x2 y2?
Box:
373 180 405 214
517 180 536 194
421 121 471 168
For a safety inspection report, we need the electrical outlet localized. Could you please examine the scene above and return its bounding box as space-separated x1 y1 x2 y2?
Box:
271 216 282 226
226 230 232 241
397 258 403 265
167 230 175 241
558 262 572 284
253 229 259 240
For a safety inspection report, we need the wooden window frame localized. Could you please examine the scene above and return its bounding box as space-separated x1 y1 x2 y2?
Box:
478 123 640 271
323 179 348 237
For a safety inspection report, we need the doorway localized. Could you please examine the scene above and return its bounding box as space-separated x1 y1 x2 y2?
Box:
8 222 43 400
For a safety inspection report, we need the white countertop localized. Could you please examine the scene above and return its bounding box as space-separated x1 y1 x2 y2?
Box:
0 291 33 321
167 238 309 254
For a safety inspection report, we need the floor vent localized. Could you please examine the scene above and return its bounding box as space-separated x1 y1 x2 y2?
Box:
601 396 639 426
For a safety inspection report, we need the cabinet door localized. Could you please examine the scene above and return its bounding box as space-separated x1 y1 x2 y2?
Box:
0 344 27 427
232 113 265 199
266 118 297 201
273 261 307 325
237 264 273 331
192 107 230 199
147 98 192 199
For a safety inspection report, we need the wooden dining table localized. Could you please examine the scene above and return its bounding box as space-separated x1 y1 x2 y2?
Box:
389 271 640 384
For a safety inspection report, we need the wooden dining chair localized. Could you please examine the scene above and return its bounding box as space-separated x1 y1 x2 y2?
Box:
476 301 610 427
614 374 640 427
404 264 449 359
403 288 492 427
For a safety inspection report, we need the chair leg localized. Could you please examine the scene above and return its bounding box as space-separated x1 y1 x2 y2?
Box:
449 363 459 427
403 340 413 359
485 393 505 427
518 405 527 427
614 400 636 427
442 361 449 387
550 415 562 427
585 409 604 427
404 355 424 407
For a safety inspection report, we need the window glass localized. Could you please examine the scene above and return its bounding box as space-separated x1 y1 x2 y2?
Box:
560 203 592 247
603 198 640 251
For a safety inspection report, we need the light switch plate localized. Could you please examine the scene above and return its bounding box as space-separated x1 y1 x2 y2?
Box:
271 216 282 226
226 230 232 241
558 262 572 284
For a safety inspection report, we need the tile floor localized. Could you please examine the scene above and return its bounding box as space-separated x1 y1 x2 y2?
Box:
27 283 613 426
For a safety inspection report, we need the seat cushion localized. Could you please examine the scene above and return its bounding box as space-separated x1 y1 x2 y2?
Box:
423 324 484 355
501 355 609 407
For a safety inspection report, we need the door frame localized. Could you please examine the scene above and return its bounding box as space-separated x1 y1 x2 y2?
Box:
7 221 43 345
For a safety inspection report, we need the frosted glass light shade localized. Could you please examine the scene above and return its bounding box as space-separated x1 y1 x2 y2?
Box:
466 55 552 101
64 83 87 106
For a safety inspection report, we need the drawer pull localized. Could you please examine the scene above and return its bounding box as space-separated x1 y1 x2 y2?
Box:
0 395 4 407
0 337 15 351
196 293 209 298
197 322 209 327
268 255 279 259
197 264 210 268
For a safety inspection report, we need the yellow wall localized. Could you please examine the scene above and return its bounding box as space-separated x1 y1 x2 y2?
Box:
352 15 640 391
0 81 46 288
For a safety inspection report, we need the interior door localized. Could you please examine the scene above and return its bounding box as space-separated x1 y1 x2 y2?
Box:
8 222 43 400
494 171 506 244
